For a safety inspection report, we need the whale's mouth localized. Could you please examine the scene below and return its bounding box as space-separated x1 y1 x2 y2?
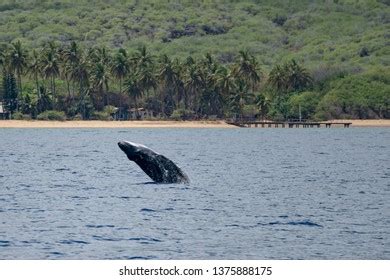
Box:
118 141 127 151
118 141 139 156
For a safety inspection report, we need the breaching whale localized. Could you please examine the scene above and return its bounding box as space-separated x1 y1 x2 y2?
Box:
118 141 189 184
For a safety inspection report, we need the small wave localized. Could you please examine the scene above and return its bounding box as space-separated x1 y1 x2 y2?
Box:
69 196 89 200
128 237 162 243
92 235 121 242
140 208 157 212
0 240 11 247
287 221 323 227
50 251 64 256
225 224 240 227
86 224 115 228
117 227 131 231
55 168 70 171
341 230 367 234
316 152 329 155
21 240 41 244
259 220 323 228
59 239 90 245
126 256 156 260
268 221 282 226
135 182 159 185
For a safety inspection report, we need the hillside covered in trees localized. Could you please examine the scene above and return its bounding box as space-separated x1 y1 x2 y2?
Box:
0 0 389 120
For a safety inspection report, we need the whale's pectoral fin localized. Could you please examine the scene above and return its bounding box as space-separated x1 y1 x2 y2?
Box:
156 155 189 183
135 155 164 182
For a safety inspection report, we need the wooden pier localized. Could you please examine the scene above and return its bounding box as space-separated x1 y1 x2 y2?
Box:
227 121 352 128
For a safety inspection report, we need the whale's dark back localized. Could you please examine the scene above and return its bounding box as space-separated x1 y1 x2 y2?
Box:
135 153 189 183
118 141 189 184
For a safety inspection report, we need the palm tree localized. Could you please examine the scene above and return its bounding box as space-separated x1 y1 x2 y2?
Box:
229 79 250 120
62 41 81 66
8 40 28 99
111 48 130 118
254 93 270 120
215 65 236 116
133 45 153 70
268 59 312 94
66 56 89 97
184 64 203 115
90 62 110 107
196 53 226 116
132 46 156 99
111 48 130 95
124 76 142 119
233 50 261 92
28 49 42 95
0 49 5 71
286 59 312 92
172 58 186 109
61 41 82 98
41 43 60 102
158 54 179 114
65 48 89 99
87 46 110 65
137 66 157 98
268 64 287 94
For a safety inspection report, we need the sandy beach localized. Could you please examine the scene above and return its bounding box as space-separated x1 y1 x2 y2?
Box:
328 119 390 127
0 120 233 128
0 119 389 128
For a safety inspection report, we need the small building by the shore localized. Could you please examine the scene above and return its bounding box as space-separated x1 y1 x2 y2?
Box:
0 102 10 119
128 108 156 120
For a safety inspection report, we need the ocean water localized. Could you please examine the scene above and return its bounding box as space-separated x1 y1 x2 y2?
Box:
0 128 389 259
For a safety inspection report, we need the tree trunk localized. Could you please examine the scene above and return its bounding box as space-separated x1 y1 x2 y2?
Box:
134 98 139 119
79 79 83 97
65 75 71 99
119 78 122 120
34 73 39 95
53 77 56 97
105 83 109 106
161 88 165 116
52 76 56 110
17 69 22 111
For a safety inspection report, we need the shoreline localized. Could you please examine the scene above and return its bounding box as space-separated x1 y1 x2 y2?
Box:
328 119 390 127
0 119 389 128
0 120 233 128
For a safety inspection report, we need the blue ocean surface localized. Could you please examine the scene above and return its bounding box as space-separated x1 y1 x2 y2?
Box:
0 128 389 259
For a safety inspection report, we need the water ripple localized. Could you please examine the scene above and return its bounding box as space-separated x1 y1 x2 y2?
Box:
0 128 389 259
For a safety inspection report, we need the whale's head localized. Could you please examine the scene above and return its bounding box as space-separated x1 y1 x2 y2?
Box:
118 141 147 160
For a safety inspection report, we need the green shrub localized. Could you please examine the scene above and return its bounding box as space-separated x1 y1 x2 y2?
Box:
11 112 32 120
170 109 194 120
315 71 390 120
103 105 117 115
272 15 287 26
91 111 113 120
72 113 83 120
37 110 66 121
287 91 321 120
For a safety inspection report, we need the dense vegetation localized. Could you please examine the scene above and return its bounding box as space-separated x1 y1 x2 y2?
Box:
0 0 389 120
